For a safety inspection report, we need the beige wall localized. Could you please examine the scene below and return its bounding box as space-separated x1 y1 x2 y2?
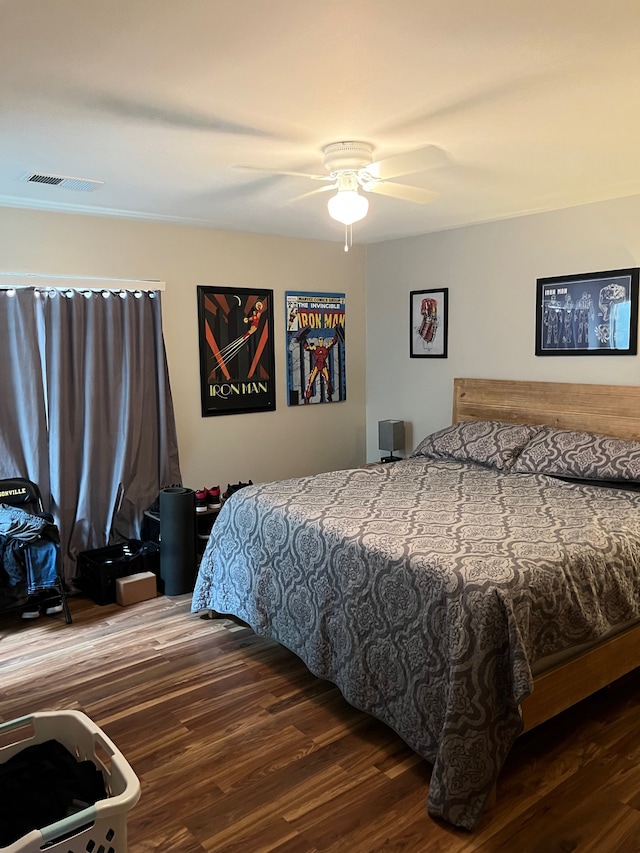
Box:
366 193 640 460
7 191 640 486
0 207 367 489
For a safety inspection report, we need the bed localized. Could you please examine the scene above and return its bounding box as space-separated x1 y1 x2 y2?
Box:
191 378 640 829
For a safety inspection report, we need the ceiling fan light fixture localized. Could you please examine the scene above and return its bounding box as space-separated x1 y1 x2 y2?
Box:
327 189 369 225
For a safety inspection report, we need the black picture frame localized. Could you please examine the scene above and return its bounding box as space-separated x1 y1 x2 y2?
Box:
410 288 448 358
285 291 347 406
197 285 276 416
535 268 639 356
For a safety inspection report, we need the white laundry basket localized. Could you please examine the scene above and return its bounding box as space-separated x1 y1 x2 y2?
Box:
0 710 141 853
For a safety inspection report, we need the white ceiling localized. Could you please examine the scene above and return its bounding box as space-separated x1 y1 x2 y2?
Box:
2 0 640 245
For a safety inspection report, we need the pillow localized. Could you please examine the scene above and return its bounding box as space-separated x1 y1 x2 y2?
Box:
411 420 543 472
512 427 640 481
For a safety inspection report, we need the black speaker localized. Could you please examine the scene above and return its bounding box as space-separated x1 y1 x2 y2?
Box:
159 487 196 595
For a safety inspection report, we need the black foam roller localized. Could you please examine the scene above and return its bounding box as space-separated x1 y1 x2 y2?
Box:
159 487 196 595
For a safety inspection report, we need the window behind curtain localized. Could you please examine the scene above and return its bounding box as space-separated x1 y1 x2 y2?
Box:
0 287 181 582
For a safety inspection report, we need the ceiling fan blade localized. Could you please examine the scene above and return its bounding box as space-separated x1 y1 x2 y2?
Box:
68 90 278 138
378 70 559 137
233 164 332 181
367 145 448 180
366 181 438 204
289 184 337 203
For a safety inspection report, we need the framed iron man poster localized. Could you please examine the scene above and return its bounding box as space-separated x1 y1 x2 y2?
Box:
197 285 276 416
535 268 638 356
285 291 346 406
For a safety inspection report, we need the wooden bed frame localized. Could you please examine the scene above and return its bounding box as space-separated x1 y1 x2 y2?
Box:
452 378 640 732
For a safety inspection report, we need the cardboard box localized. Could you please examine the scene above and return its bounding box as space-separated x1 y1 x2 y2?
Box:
116 571 157 606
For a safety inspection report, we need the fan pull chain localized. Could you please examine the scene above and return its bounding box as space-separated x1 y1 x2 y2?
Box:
343 223 353 253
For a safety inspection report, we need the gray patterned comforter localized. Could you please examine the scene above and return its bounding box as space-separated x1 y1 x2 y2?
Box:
191 459 640 828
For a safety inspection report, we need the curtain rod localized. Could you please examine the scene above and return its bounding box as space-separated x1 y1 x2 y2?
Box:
0 273 165 291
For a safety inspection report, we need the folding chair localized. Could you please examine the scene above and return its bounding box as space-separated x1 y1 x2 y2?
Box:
0 478 72 624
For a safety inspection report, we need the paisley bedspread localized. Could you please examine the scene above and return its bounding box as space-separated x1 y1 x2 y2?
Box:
191 459 640 828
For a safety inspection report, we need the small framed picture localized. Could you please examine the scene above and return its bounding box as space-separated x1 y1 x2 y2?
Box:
535 268 639 356
410 288 448 358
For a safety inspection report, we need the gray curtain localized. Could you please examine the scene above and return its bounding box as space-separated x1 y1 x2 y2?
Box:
0 290 49 497
0 287 181 581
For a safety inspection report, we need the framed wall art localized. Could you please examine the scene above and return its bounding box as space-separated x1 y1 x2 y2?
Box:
197 285 276 416
535 267 639 356
285 291 346 405
410 288 448 358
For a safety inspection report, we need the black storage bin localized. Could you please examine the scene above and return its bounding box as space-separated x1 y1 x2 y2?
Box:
139 540 162 594
76 540 149 605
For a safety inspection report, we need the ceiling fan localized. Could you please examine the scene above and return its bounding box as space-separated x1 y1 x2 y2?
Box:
235 141 445 250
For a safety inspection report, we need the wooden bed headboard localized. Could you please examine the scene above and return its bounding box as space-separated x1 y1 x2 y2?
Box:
452 378 640 442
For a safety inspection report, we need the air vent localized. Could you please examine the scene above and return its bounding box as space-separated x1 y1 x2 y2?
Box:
20 172 104 192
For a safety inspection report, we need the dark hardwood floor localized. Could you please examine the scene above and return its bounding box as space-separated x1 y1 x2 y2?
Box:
1 593 639 852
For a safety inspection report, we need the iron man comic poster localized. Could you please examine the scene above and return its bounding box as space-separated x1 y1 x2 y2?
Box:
285 291 346 406
197 285 276 416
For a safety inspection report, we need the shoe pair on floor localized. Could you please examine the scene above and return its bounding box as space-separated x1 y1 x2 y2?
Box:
222 480 253 501
195 486 222 513
22 588 63 620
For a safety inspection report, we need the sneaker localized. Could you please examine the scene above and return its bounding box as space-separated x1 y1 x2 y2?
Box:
207 486 222 510
222 480 254 502
195 488 209 513
43 594 63 616
21 594 41 620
